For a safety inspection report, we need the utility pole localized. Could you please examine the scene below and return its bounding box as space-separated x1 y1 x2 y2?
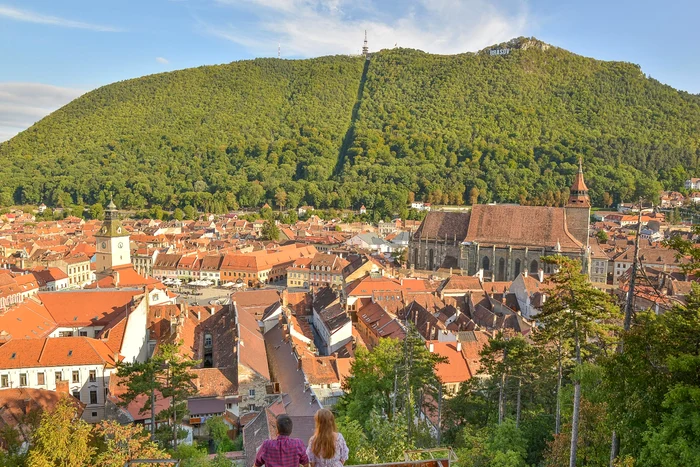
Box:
610 198 643 465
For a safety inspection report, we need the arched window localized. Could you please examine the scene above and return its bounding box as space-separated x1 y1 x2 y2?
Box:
482 256 490 271
514 259 521 276
413 248 419 267
498 258 506 281
428 249 435 270
530 260 539 274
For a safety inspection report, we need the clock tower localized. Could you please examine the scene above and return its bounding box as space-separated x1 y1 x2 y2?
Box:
95 199 131 274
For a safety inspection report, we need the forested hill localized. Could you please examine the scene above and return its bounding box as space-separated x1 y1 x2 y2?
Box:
2 37 699 216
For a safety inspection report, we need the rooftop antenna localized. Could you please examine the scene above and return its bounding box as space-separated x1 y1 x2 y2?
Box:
362 30 369 56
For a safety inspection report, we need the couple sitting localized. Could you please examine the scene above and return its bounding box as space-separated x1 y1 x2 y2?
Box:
255 409 349 467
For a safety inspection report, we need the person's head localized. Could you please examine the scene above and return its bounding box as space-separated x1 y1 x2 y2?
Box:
311 409 337 459
276 414 293 436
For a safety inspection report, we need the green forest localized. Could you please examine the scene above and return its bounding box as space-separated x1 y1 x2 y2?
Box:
1 37 699 217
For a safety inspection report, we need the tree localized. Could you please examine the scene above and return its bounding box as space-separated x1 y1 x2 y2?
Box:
115 359 162 440
117 341 199 450
206 416 233 453
183 205 197 220
261 220 280 241
172 208 184 221
538 256 620 467
89 202 105 220
595 230 608 244
26 398 94 467
92 421 170 467
274 188 287 210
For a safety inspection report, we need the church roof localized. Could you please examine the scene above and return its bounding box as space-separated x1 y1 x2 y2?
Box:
465 205 583 250
464 204 583 250
413 211 471 241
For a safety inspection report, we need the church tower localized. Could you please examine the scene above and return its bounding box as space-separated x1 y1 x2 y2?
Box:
565 159 591 250
95 199 131 274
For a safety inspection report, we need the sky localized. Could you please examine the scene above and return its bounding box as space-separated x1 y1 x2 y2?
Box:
1 0 698 142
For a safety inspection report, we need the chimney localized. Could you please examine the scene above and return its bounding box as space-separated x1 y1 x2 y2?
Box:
456 341 462 352
114 271 120 288
523 269 528 278
196 310 201 321
429 342 434 353
538 269 544 283
209 306 215 315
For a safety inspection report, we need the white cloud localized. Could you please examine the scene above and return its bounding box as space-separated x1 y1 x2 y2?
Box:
205 0 530 57
0 83 86 142
0 5 122 32
156 56 170 64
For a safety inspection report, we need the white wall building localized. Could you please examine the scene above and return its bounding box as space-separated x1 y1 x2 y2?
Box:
0 337 118 422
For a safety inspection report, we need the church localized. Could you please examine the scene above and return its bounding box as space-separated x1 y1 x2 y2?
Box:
409 163 591 281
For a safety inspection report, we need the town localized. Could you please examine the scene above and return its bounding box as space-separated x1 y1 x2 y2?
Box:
0 166 697 465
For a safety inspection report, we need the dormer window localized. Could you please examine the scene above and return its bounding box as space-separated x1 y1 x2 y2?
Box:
204 333 212 348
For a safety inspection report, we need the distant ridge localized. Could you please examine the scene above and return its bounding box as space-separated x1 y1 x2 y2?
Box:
1 37 698 215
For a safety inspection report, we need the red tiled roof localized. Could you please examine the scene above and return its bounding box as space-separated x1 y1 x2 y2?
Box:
0 337 118 369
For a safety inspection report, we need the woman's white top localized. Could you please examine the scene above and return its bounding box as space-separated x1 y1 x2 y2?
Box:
306 432 349 467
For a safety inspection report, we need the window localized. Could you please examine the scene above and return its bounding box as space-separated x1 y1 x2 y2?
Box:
204 333 212 348
89 370 96 382
72 371 80 383
249 389 255 397
72 391 81 400
514 259 521 277
90 390 98 404
19 373 27 387
0 375 7 387
55 371 62 381
37 372 45 385
79 331 87 337
530 260 539 274
59 331 73 337
482 256 490 271
91 411 98 418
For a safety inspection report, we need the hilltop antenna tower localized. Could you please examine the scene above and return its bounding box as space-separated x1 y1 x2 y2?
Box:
362 30 369 56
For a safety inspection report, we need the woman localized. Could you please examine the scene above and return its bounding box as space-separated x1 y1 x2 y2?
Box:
307 409 349 467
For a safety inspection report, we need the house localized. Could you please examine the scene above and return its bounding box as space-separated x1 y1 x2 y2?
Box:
509 272 551 319
306 253 349 290
131 248 159 277
612 247 683 285
685 178 700 190
199 254 224 286
0 337 118 422
231 289 283 334
589 241 610 285
311 288 352 355
359 205 367 215
0 388 84 451
345 233 392 253
356 302 405 349
220 244 317 287
31 267 70 291
152 253 182 281
427 340 471 396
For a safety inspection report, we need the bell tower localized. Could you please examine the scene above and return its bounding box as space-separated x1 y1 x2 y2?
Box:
565 159 591 251
95 198 131 274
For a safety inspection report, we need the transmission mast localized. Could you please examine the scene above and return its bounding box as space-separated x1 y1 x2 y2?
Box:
362 30 369 56
278 42 281 59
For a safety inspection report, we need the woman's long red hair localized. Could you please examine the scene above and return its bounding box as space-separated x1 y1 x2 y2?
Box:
311 409 337 459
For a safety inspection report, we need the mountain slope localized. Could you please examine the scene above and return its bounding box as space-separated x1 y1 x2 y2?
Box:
2 38 699 215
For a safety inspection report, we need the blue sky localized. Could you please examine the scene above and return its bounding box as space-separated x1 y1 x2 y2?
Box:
1 0 698 141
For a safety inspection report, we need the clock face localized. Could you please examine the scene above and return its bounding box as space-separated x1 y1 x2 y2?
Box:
101 242 106 249
118 242 124 248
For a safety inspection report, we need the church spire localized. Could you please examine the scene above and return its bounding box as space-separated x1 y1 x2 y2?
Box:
568 158 590 207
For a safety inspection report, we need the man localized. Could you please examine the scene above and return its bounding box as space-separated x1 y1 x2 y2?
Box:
255 414 309 467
